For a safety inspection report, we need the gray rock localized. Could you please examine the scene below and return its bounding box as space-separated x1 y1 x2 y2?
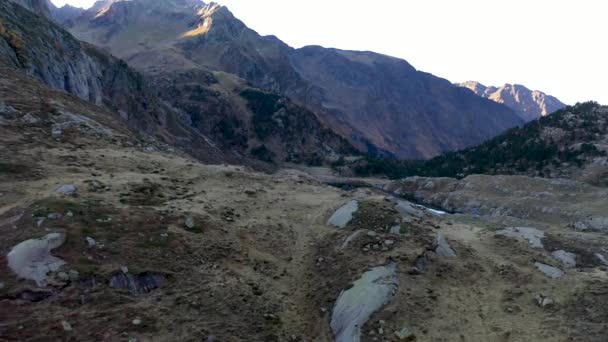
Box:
61 320 72 332
551 250 576 268
184 215 195 229
7 233 67 286
57 271 70 282
390 225 402 235
535 262 563 279
411 255 428 274
595 253 608 265
534 294 555 308
435 234 456 257
341 230 364 249
51 125 63 139
327 200 358 229
22 113 40 124
47 213 62 220
496 227 545 249
395 200 424 218
572 217 608 232
68 270 79 281
331 263 398 342
55 184 77 196
85 237 96 247
394 327 415 340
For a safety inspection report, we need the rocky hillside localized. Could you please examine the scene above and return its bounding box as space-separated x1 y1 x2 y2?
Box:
7 0 51 18
0 0 354 166
68 0 524 159
458 81 566 121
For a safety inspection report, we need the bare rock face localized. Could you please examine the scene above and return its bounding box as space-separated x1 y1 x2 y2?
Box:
458 81 566 121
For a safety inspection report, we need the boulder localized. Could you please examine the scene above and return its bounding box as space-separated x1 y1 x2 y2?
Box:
55 184 77 196
331 263 398 342
534 262 563 279
7 233 67 286
327 200 358 229
435 234 456 257
551 250 576 268
496 227 545 249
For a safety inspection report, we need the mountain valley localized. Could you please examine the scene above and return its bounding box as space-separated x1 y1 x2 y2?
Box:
66 0 526 158
0 1 606 342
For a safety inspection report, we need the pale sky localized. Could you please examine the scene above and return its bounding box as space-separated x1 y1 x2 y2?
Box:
51 0 608 104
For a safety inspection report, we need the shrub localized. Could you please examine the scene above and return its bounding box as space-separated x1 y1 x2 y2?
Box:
250 145 275 163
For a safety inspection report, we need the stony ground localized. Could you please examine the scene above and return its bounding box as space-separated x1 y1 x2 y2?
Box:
1 68 608 342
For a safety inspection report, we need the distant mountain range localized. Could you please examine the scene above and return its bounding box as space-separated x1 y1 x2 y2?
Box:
458 81 566 122
62 0 527 159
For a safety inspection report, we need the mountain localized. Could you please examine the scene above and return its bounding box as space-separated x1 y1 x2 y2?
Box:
348 102 608 185
48 3 85 24
3 2 608 342
68 0 524 159
7 0 51 18
458 81 566 122
0 0 354 167
418 102 608 182
4 54 608 342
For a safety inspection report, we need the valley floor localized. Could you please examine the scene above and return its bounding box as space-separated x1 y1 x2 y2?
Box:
1 73 607 341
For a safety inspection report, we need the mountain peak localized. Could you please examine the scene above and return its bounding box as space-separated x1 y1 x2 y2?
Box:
458 81 566 121
178 2 244 38
88 0 203 16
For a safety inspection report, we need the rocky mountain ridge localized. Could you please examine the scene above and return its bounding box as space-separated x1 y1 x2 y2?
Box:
67 0 524 159
458 81 566 121
48 2 85 24
0 0 355 167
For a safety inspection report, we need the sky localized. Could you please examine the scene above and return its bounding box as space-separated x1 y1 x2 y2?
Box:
50 0 608 104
